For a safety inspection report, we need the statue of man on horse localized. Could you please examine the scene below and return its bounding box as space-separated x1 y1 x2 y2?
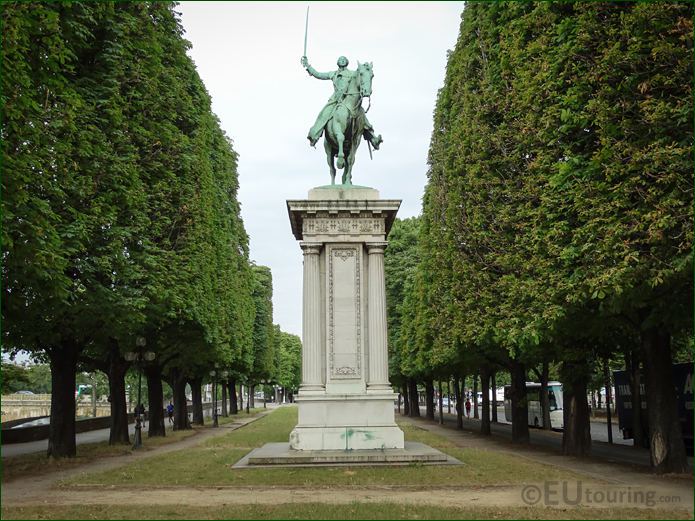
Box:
301 55 383 185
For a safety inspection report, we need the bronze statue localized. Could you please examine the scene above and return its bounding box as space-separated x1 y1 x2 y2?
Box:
301 55 383 185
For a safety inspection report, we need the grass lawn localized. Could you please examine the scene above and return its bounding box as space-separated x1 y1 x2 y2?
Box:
2 427 197 483
63 406 589 488
2 408 265 483
2 503 690 520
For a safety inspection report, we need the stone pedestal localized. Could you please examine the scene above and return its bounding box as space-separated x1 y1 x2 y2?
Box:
286 185 405 450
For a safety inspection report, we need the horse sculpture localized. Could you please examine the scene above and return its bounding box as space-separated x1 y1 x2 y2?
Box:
323 62 374 186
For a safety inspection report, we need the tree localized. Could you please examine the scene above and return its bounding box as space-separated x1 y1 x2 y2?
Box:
275 327 302 398
418 1 691 467
2 3 154 456
2 2 255 454
384 217 421 409
246 265 275 406
1 362 29 394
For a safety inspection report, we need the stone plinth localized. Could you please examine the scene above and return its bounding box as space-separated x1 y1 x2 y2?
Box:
286 185 404 451
235 441 461 468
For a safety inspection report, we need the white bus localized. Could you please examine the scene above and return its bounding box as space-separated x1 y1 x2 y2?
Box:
504 381 563 429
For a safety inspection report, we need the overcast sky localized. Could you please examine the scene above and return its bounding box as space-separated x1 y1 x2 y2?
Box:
178 1 464 338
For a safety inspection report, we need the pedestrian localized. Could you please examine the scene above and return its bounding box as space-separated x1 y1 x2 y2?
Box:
465 398 471 418
140 403 147 429
167 401 174 425
135 403 146 429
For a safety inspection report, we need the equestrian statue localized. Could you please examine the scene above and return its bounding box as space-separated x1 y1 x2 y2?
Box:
301 55 382 185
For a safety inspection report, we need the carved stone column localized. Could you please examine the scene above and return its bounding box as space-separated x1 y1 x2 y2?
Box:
366 242 391 390
300 242 323 392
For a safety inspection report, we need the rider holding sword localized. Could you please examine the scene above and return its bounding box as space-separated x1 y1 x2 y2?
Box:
301 55 383 150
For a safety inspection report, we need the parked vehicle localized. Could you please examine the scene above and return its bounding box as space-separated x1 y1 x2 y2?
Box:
613 362 693 455
503 381 564 429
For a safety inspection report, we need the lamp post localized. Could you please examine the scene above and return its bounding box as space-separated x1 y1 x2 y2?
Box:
210 369 218 427
125 337 155 449
220 370 228 420
209 370 229 426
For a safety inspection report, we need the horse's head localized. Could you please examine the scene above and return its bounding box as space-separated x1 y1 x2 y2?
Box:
357 61 374 97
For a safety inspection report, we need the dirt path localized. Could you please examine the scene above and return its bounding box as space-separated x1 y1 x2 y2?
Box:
2 409 692 515
4 483 690 512
397 415 693 510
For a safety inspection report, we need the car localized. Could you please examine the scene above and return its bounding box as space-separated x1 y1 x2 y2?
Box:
16 390 35 395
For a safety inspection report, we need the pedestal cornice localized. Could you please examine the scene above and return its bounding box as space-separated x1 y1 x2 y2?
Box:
287 199 401 241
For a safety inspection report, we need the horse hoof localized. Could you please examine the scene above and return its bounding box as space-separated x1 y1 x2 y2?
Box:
337 158 345 169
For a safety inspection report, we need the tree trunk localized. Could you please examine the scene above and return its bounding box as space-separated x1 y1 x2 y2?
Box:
510 358 530 443
438 380 444 424
170 368 191 431
47 344 79 458
491 371 498 423
561 360 591 457
250 384 255 408
107 341 130 445
642 326 687 473
402 384 410 416
447 380 451 414
228 378 238 414
540 360 551 430
408 379 420 417
480 366 491 435
425 379 435 420
145 364 166 437
627 347 645 449
190 378 204 425
453 377 463 429
239 384 244 412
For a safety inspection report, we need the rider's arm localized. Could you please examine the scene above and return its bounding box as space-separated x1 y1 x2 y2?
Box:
306 64 332 80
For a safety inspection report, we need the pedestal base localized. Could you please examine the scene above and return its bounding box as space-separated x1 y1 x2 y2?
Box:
290 393 405 450
235 441 460 467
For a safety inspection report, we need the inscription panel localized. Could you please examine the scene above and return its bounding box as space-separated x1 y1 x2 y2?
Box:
304 215 385 236
328 245 361 379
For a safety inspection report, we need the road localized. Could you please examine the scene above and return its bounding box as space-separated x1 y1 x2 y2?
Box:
2 404 279 458
412 405 693 469
429 404 628 444
1 423 139 458
488 405 630 445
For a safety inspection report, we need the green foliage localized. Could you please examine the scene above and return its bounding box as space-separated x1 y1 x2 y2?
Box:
404 1 693 381
384 217 421 383
248 266 275 385
274 327 301 392
1 2 256 389
1 363 30 394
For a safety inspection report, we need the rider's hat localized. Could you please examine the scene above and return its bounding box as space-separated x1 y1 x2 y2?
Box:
337 56 349 67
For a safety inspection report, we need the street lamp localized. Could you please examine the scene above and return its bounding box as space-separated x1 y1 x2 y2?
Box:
125 337 155 449
209 368 219 427
209 369 229 427
221 370 228 418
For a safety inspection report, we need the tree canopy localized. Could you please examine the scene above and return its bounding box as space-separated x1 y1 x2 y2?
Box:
395 1 692 471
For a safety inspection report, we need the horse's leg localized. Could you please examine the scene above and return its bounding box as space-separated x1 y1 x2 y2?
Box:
332 116 346 171
344 131 360 185
324 137 336 185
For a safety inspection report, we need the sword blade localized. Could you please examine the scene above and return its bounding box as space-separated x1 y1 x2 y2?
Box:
303 6 309 56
